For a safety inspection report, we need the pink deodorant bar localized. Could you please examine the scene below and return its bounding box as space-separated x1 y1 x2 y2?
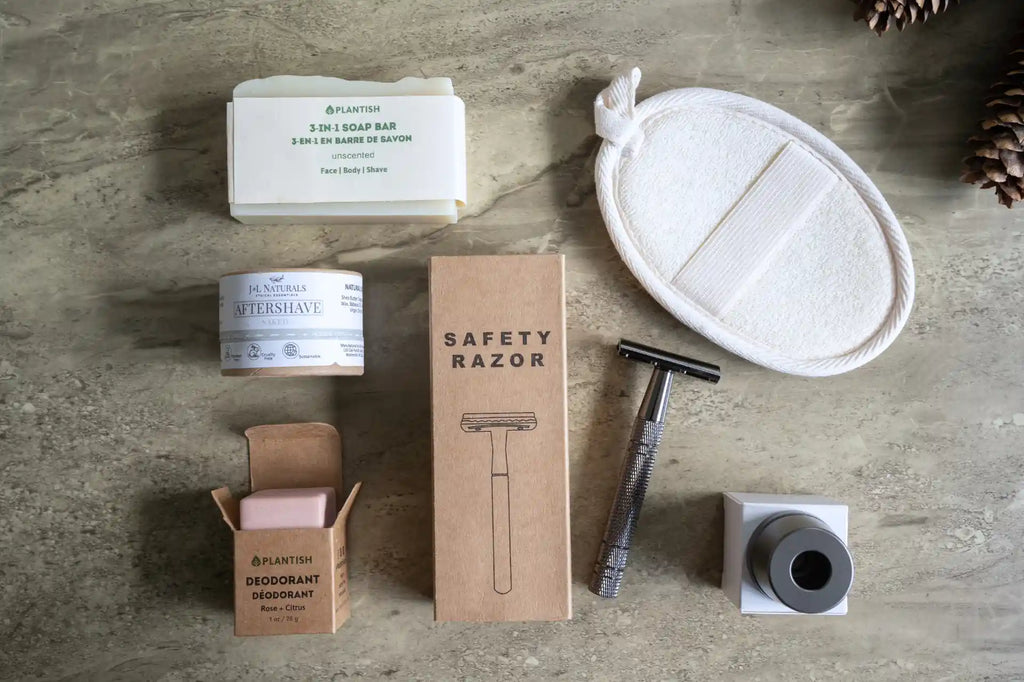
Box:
239 487 337 530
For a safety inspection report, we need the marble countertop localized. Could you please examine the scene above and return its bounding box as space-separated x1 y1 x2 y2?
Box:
2 1 1023 679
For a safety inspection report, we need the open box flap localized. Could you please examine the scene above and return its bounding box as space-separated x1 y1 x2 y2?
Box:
211 486 240 531
245 423 342 497
331 481 362 529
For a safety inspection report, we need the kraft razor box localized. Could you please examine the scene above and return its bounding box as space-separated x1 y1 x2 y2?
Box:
429 255 571 621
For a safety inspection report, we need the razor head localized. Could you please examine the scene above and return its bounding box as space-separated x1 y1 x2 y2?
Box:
461 412 538 432
618 339 721 383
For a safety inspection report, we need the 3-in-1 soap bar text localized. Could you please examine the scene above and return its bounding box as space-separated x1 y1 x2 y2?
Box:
310 121 397 132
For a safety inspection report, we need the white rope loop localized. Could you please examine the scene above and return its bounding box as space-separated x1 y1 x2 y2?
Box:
594 67 644 154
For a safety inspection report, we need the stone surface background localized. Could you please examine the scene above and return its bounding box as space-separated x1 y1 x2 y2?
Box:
2 1 1024 679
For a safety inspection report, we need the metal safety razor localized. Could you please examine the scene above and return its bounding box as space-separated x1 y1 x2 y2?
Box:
589 339 720 598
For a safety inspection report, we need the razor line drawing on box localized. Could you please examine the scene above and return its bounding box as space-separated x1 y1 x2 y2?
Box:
460 412 538 594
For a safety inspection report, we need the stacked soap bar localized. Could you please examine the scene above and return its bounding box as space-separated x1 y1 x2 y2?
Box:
239 487 337 530
227 75 466 225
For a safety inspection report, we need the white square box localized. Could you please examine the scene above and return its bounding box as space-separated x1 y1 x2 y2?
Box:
722 492 849 615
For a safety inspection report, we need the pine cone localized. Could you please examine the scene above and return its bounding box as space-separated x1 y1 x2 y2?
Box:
852 0 960 36
962 50 1024 208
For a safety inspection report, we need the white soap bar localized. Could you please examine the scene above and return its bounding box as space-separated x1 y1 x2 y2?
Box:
227 75 466 225
239 487 337 530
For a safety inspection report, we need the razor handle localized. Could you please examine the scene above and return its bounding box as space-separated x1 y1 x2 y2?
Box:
492 473 512 594
590 415 665 598
491 429 513 594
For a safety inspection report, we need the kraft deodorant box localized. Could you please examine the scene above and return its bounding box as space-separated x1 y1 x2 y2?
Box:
211 423 361 636
428 255 571 621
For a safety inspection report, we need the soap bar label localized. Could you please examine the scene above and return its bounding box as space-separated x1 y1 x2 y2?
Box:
219 271 364 370
231 96 467 205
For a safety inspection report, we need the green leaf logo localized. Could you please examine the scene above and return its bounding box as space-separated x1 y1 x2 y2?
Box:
325 105 335 115
251 555 262 567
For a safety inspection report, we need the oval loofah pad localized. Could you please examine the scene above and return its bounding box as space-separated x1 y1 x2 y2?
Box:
594 68 914 377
